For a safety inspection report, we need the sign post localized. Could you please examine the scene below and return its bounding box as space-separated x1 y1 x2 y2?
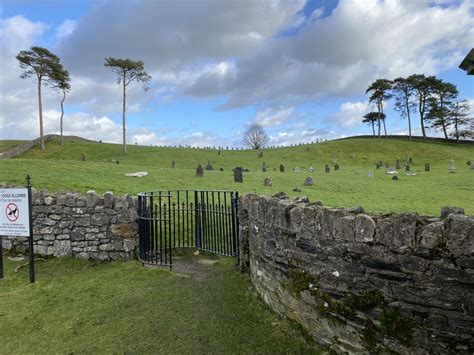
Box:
0 175 35 283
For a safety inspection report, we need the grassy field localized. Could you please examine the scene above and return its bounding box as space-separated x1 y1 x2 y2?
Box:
0 137 473 215
0 253 321 354
0 140 26 152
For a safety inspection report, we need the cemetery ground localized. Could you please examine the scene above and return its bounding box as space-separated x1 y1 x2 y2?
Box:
0 136 473 215
0 252 321 354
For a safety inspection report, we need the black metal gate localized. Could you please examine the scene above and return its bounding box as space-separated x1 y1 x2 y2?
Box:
137 190 239 268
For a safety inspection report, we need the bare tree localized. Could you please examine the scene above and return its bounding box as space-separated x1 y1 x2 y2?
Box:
243 124 268 149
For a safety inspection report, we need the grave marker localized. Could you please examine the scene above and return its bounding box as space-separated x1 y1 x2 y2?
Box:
280 164 285 172
405 165 410 172
325 164 330 173
425 163 430 172
264 177 272 187
80 153 86 161
396 160 401 170
196 164 204 177
206 160 213 171
234 167 243 183
171 161 176 169
304 177 313 186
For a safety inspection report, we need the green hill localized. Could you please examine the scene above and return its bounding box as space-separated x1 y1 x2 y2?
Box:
1 137 473 215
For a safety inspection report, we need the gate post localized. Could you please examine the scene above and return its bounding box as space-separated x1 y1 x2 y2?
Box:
231 192 239 258
194 190 201 249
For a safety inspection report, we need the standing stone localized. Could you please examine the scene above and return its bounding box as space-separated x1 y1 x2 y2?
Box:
80 153 86 161
263 177 272 187
449 159 456 173
334 164 340 171
171 160 176 169
325 164 330 173
234 167 243 183
280 164 285 172
196 164 204 177
425 163 430 172
303 177 313 186
396 159 401 170
206 160 213 171
405 165 410 172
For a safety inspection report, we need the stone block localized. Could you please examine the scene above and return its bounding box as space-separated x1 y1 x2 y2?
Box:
53 240 71 257
440 206 464 218
444 214 474 256
71 227 86 241
376 213 417 248
417 221 443 249
104 191 114 208
354 214 376 243
44 196 55 205
335 215 355 241
109 224 137 238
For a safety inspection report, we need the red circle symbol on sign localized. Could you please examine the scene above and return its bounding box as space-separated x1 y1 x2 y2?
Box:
6 203 19 222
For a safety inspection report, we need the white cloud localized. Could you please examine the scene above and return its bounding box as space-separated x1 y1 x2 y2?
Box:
253 107 294 128
328 101 370 128
55 19 77 41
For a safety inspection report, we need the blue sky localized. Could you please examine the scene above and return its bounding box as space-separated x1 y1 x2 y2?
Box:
1 0 473 147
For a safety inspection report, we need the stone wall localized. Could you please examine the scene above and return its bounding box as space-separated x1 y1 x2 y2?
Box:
1 190 138 261
239 193 473 354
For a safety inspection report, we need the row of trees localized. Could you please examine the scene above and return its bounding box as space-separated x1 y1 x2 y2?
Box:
364 74 472 142
16 46 151 153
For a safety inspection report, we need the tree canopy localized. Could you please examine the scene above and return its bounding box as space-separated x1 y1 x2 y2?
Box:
243 124 269 150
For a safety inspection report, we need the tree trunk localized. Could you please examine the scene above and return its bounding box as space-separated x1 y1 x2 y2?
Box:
37 77 45 150
377 106 381 138
454 114 459 144
383 118 387 137
122 74 127 154
405 95 412 140
60 89 66 147
419 100 426 139
371 121 375 137
442 120 448 141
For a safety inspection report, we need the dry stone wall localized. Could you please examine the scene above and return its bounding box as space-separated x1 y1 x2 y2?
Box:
1 190 138 261
239 193 474 354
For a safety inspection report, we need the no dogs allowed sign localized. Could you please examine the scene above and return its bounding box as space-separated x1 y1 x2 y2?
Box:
0 188 30 236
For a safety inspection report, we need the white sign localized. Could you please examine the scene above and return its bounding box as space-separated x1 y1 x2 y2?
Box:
0 188 30 237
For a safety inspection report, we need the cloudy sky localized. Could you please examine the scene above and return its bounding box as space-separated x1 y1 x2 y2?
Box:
1 0 473 147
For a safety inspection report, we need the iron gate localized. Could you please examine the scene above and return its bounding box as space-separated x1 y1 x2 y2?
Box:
137 190 239 268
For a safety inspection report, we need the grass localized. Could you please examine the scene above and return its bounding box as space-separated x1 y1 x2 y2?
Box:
0 140 26 152
0 254 322 354
0 137 473 215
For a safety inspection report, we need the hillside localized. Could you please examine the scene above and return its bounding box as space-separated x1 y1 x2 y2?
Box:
1 137 473 215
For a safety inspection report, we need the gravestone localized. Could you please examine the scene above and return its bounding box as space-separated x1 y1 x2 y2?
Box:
80 153 86 161
392 175 398 181
304 177 313 186
171 161 176 169
425 163 430 172
196 164 204 177
218 150 221 156
396 160 401 170
263 177 272 187
449 159 456 173
325 164 330 173
234 167 243 183
116 160 120 165
206 160 213 171
293 187 302 192
219 167 224 171
409 157 413 164
306 147 309 152
405 165 410 172
280 164 285 172
467 160 472 166
334 164 339 171
309 166 314 173
258 151 263 158
368 171 373 178
262 162 267 172
376 163 380 169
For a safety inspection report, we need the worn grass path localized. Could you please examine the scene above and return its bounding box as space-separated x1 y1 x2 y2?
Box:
0 254 322 354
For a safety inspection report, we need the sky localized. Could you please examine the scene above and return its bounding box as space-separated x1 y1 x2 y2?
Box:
1 0 473 148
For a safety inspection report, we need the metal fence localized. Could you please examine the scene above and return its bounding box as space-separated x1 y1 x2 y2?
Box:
137 190 239 268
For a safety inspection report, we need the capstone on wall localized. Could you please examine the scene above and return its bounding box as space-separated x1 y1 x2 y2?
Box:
1 189 138 261
239 193 473 354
